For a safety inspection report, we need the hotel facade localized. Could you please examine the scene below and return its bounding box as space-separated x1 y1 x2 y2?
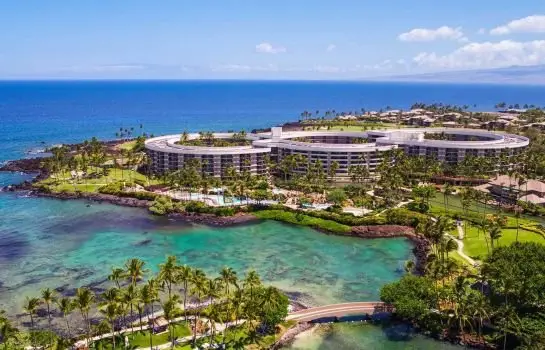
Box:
145 127 529 180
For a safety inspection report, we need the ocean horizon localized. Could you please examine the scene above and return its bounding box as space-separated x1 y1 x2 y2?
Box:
1 79 545 164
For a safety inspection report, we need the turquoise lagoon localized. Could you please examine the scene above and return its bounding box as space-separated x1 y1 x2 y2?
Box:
0 175 457 348
288 324 462 349
0 191 411 315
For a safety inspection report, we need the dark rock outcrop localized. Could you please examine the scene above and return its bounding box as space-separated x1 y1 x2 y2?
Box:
168 212 260 226
34 191 152 208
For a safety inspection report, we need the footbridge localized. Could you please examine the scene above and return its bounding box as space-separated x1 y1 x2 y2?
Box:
287 302 393 323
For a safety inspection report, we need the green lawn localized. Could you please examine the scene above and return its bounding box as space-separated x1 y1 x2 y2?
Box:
422 191 545 260
428 191 545 226
130 323 191 347
93 323 191 349
116 140 137 151
454 224 545 260
37 168 159 193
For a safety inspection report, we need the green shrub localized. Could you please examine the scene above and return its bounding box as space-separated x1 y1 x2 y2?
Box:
149 196 174 215
384 208 428 227
253 209 351 233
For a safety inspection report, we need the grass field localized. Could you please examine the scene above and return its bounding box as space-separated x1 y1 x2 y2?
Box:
116 140 137 151
423 191 545 260
37 168 158 193
93 323 191 349
453 224 545 260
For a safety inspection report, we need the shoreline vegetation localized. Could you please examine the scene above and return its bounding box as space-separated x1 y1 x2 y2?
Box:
0 256 292 349
3 103 545 348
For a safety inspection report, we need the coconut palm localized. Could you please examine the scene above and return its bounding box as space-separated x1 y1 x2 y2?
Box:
40 288 57 346
100 301 120 348
162 297 180 349
443 183 453 213
23 297 40 347
140 281 159 348
122 284 140 335
56 297 74 339
108 267 126 289
190 270 208 347
158 255 179 299
0 318 19 349
489 225 503 251
205 278 222 347
177 265 193 322
125 258 148 286
74 287 95 344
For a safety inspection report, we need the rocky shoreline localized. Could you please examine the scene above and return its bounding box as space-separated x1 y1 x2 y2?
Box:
271 322 315 350
348 225 430 275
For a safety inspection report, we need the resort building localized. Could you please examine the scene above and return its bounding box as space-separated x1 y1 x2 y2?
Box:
145 127 529 180
477 175 545 206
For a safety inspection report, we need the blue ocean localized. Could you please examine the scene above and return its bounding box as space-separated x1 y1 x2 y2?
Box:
2 80 545 163
0 80 541 348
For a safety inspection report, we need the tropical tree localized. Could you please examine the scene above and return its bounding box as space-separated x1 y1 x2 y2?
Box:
74 287 95 344
23 297 40 347
40 287 57 346
125 258 148 286
100 300 120 348
190 269 208 346
57 297 74 339
178 265 193 322
158 255 179 299
108 267 126 289
0 317 19 349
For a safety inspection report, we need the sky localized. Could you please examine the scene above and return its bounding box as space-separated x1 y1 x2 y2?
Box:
1 0 545 80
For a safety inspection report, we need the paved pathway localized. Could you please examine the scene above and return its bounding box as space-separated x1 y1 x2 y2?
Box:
286 302 388 323
447 224 477 267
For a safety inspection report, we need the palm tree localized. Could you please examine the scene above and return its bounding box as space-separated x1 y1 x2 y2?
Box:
57 297 74 339
100 301 119 348
122 284 140 335
443 183 453 214
125 258 148 286
191 270 208 347
74 287 95 344
178 265 193 322
108 267 126 289
140 281 159 349
470 293 490 343
258 286 284 332
162 297 180 349
0 318 19 349
489 225 503 250
23 297 40 347
40 288 57 346
158 255 179 299
205 278 222 347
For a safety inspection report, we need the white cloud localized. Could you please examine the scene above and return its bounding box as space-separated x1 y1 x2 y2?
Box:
398 26 466 42
491 15 545 35
255 42 286 54
61 64 146 73
326 44 336 52
477 28 486 35
212 64 279 72
412 40 545 69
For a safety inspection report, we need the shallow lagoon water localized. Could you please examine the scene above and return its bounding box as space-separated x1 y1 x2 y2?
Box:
0 192 412 315
288 324 463 349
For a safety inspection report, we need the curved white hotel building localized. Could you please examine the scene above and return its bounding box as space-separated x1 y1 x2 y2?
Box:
145 127 529 180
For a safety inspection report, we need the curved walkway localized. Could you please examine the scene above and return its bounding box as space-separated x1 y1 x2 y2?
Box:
286 302 389 323
447 223 477 267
